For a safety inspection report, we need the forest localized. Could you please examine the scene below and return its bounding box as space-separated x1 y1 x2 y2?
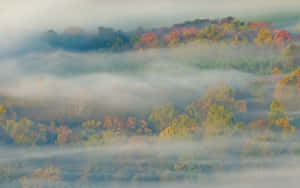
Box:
0 8 300 188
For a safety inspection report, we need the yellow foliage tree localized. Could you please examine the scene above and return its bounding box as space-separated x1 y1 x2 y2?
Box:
254 28 273 47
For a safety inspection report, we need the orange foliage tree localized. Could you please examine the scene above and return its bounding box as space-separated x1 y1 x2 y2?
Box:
163 31 180 47
55 125 73 145
180 26 201 41
137 32 159 49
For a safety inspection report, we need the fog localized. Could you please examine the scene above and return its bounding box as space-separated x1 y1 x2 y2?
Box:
0 43 263 121
1 1 300 187
1 134 300 187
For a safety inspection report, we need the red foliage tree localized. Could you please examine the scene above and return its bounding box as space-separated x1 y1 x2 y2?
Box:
163 31 180 47
138 32 159 48
273 30 292 48
180 27 201 41
56 126 72 144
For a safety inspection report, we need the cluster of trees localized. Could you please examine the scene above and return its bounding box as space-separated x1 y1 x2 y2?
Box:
43 17 294 52
1 16 300 188
0 79 298 186
0 81 297 146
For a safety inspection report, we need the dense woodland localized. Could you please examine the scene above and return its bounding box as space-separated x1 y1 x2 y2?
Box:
0 17 300 187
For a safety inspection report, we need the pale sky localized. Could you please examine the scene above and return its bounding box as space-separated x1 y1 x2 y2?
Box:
0 0 299 48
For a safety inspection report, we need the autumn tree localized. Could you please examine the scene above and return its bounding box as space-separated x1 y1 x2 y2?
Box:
19 166 62 188
135 120 152 136
163 31 180 47
254 28 273 47
201 84 247 113
273 30 292 48
0 105 6 121
80 120 102 142
185 84 246 126
282 43 300 69
272 67 281 74
268 100 287 123
268 100 295 136
101 129 124 145
248 22 274 32
55 125 73 145
203 104 234 137
81 120 102 133
160 114 199 138
222 20 248 33
185 99 212 123
200 25 224 40
2 119 47 145
180 27 201 41
136 32 159 49
148 104 178 132
274 67 300 111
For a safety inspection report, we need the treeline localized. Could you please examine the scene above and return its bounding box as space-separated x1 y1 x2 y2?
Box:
43 17 294 52
0 73 298 146
0 69 300 186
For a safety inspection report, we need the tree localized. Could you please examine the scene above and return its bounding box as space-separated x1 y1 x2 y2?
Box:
275 118 295 136
160 125 190 138
137 32 159 49
248 22 274 31
163 31 180 47
282 44 300 69
130 34 141 49
274 68 300 111
268 100 287 124
2 119 47 145
203 104 234 137
171 114 198 129
0 105 6 121
55 125 73 145
268 100 295 137
82 120 102 130
159 114 199 138
101 130 124 145
272 67 281 74
81 120 102 140
185 98 212 122
135 120 152 136
254 28 273 46
200 25 224 40
180 27 201 41
148 104 178 132
85 134 103 146
112 37 125 51
273 30 292 48
201 84 246 113
103 116 125 133
19 166 62 188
